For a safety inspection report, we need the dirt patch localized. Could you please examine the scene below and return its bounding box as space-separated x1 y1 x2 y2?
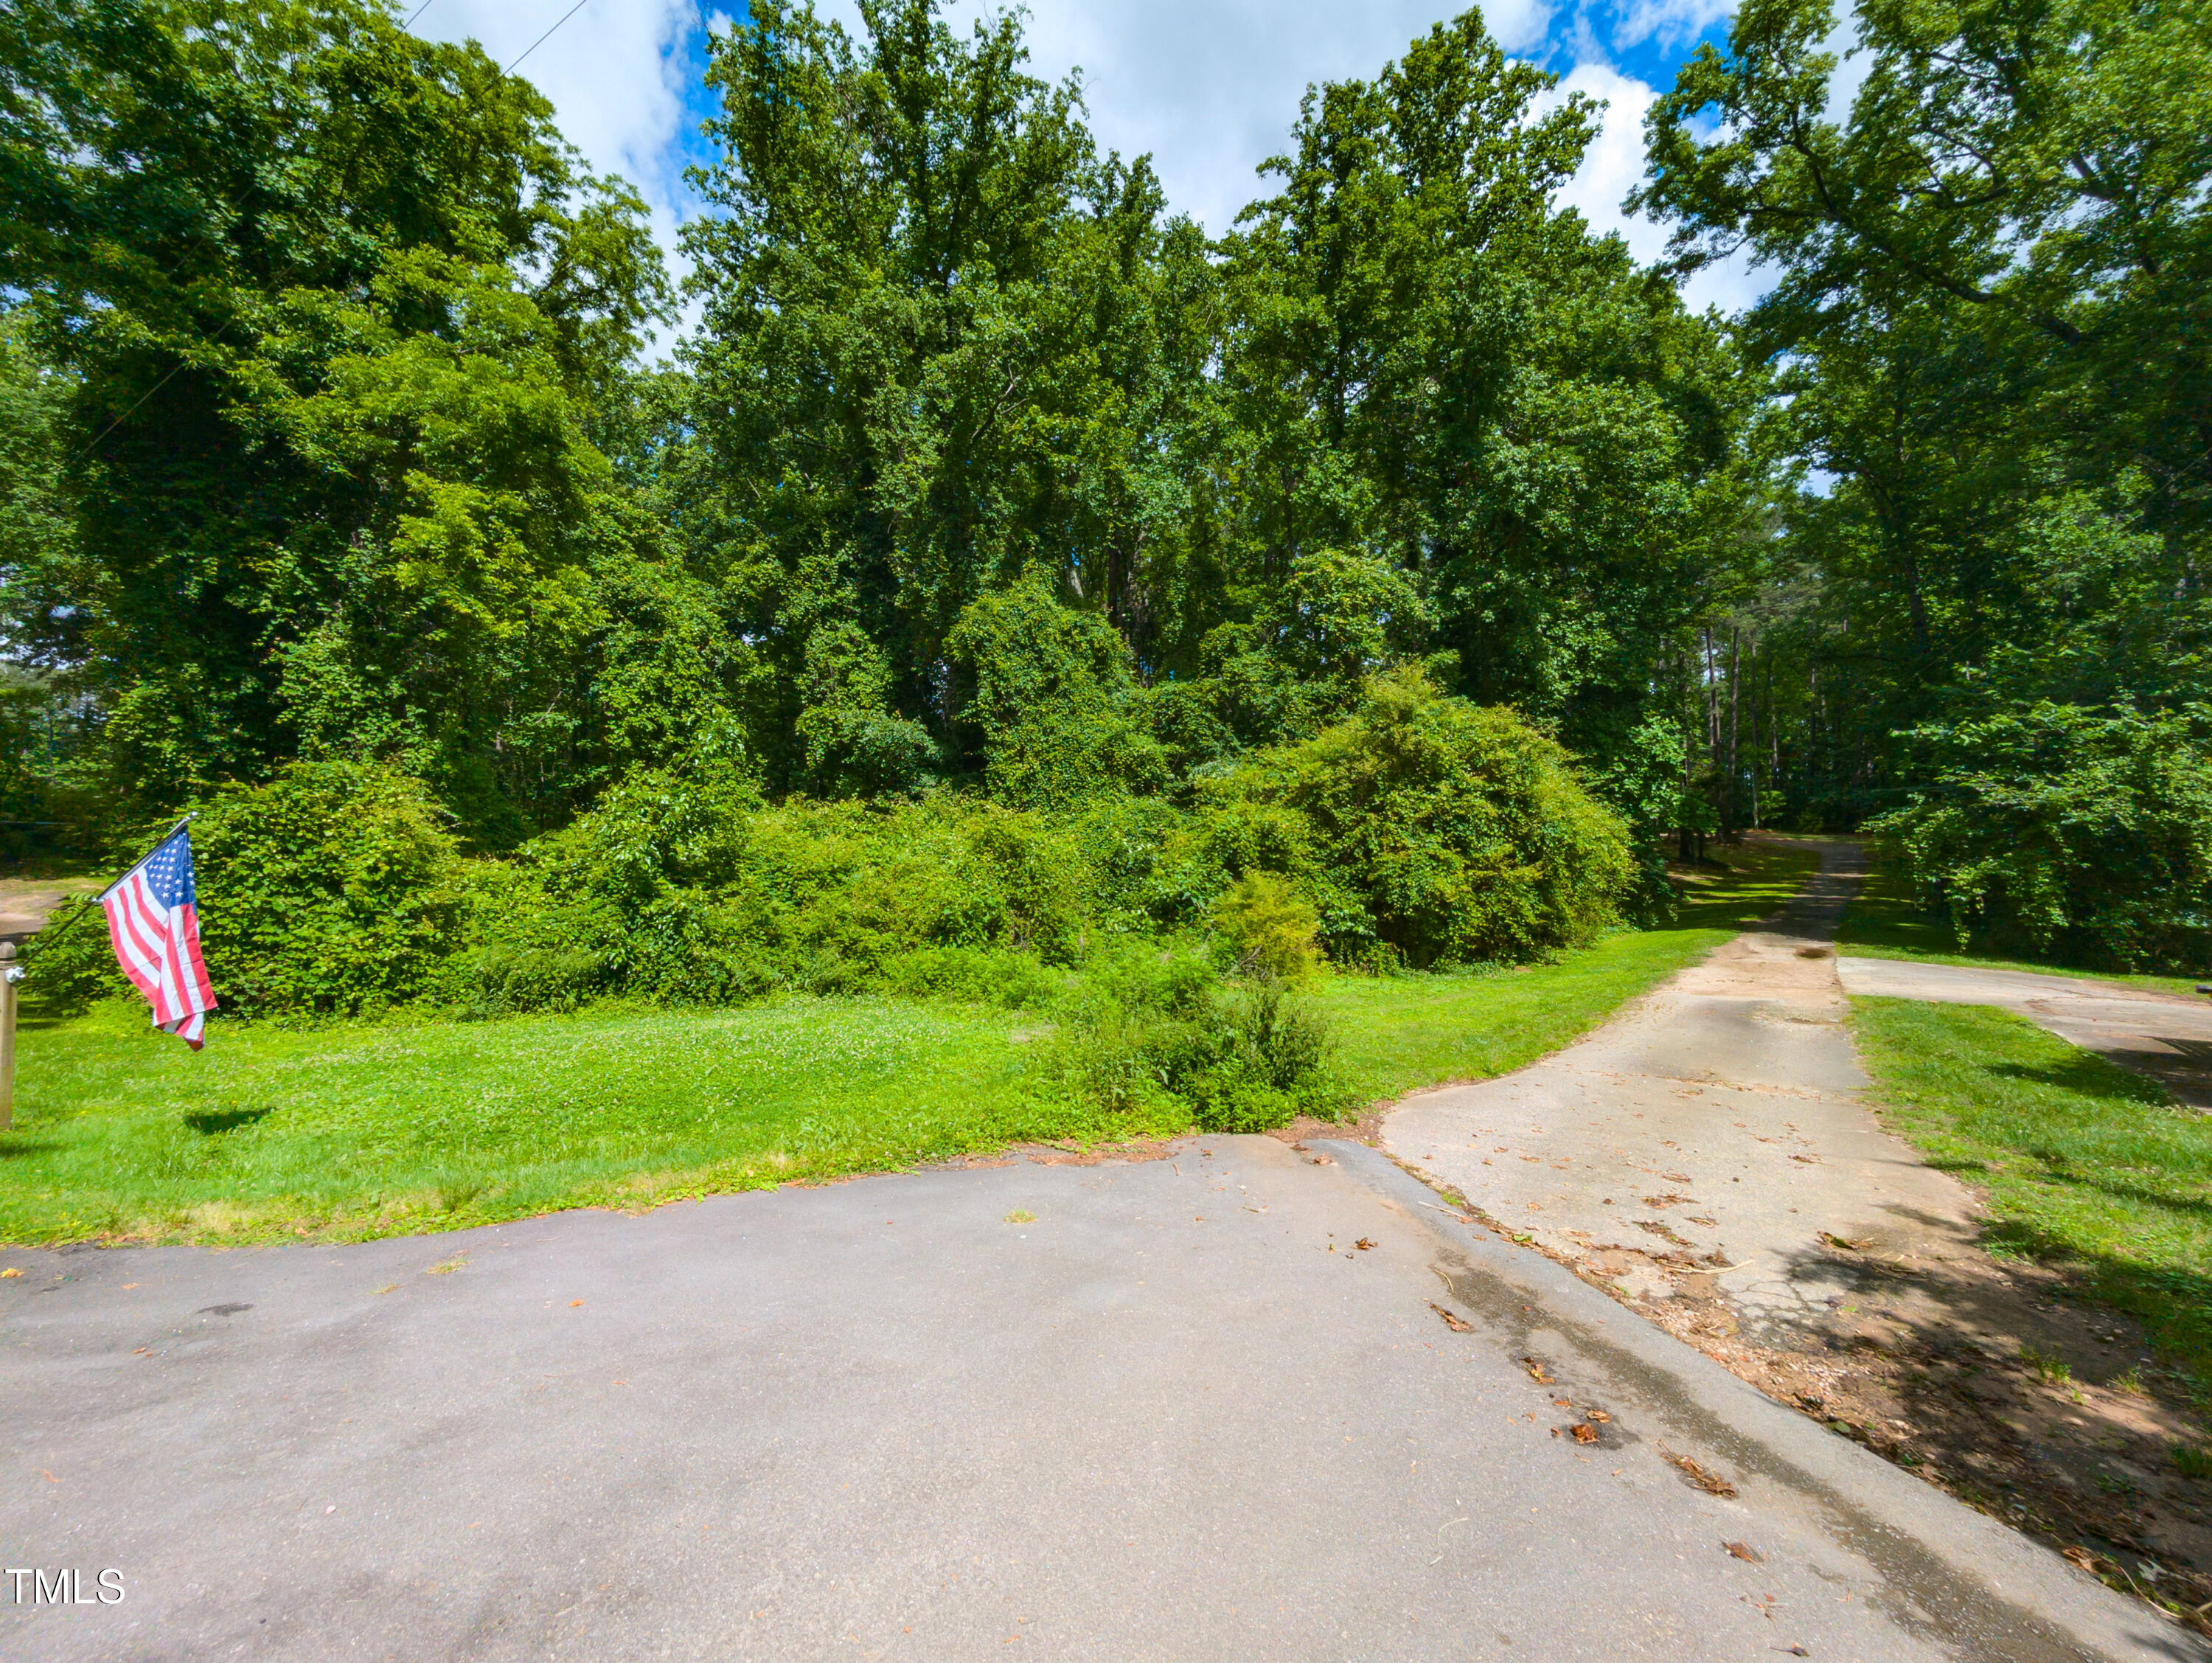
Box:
1635 1247 2212 1636
1269 1109 1388 1150
0 875 99 942
927 1136 1191 1171
1433 1118 2212 1639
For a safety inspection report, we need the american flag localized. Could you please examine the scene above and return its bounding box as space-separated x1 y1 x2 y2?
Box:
100 826 218 1049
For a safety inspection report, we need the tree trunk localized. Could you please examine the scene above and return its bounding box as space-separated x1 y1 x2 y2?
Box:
1703 628 1719 753
1725 625 1742 832
1680 646 1698 864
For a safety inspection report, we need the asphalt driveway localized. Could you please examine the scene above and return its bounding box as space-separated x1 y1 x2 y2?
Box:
1 1136 2188 1662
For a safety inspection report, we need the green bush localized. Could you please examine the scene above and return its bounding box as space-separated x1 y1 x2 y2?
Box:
453 774 1102 1010
1040 941 1340 1130
26 760 464 1018
23 667 1632 1066
1869 701 2212 973
1206 666 1633 967
945 574 1171 808
1210 870 1322 981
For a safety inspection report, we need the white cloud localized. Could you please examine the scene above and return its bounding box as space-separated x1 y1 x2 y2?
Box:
408 0 707 348
818 1 1557 237
1536 60 1765 315
1820 4 1871 125
1610 0 1733 52
414 1 700 198
403 0 1777 337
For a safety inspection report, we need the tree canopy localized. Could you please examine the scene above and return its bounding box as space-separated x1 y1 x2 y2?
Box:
5 0 2209 973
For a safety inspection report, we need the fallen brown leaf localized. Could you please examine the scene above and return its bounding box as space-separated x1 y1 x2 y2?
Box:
0 1268 21 1278
1820 1232 1874 1251
1571 1424 1600 1445
1660 1447 1739 1498
1585 1409 1610 1423
1353 1238 1375 1251
1523 1356 1554 1384
1429 1302 1471 1333
569 1299 585 1308
1725 1540 1763 1562
1552 1397 1572 1409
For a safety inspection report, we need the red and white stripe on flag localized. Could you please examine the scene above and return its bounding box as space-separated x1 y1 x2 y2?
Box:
100 827 217 1049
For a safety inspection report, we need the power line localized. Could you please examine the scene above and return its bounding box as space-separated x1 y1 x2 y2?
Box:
74 317 237 460
507 0 591 74
81 0 586 459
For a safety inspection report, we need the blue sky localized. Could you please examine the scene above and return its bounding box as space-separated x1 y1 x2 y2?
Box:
406 1 1768 339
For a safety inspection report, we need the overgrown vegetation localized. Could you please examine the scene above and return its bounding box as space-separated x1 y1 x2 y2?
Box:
0 0 2205 1167
0 840 1812 1245
1851 998 2212 1381
27 670 1632 1131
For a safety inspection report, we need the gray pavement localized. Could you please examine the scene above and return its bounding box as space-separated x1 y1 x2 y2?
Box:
1 1134 2194 1661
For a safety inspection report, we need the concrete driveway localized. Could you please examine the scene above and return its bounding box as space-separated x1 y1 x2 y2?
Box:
1385 839 1985 1331
1 1136 2188 1661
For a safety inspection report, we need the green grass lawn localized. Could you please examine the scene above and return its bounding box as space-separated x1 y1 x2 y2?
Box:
1850 996 2212 1379
1837 857 2204 998
0 841 1815 1248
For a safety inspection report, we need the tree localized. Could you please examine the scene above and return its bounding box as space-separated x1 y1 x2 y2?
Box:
676 0 1217 791
1217 11 1759 818
0 0 672 840
1636 0 2212 961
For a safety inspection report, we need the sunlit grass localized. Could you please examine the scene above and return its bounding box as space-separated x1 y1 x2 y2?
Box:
1851 996 2212 1377
0 841 1818 1247
0 996 1087 1246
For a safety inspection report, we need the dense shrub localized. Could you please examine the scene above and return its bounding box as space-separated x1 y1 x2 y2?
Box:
1869 702 2212 973
1040 942 1340 1130
27 761 464 1016
1206 667 1633 967
945 576 1170 808
1210 871 1322 981
449 773 1101 1013
21 666 1624 1144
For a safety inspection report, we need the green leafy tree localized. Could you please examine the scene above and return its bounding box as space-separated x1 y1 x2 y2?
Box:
1636 0 2212 956
0 0 672 838
1216 10 1758 805
677 0 1219 791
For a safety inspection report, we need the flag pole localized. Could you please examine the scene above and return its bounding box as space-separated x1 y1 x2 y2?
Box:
26 813 199 959
96 813 197 903
0 942 16 1131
